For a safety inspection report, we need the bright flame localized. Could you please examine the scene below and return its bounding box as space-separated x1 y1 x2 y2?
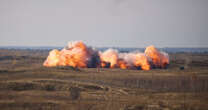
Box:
43 49 60 67
43 41 169 70
100 49 118 68
145 45 169 68
118 53 150 70
118 59 127 69
134 53 151 70
43 41 100 68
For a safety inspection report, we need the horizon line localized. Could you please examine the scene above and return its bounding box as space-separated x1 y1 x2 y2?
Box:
0 45 208 49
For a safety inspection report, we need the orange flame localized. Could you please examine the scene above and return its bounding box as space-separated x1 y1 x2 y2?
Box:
118 59 128 69
145 45 169 68
43 41 98 68
43 41 169 70
134 53 151 70
43 49 60 67
100 49 118 68
118 53 150 70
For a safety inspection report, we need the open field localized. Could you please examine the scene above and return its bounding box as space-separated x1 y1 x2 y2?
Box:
0 49 208 110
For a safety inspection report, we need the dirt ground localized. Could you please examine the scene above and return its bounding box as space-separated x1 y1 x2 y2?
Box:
0 49 208 110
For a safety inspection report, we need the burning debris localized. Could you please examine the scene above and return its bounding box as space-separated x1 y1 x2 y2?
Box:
43 41 169 70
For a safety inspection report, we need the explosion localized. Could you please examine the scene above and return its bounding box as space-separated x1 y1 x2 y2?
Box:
43 41 100 68
43 41 169 70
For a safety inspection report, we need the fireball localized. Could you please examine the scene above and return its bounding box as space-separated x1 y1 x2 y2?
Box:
43 41 169 70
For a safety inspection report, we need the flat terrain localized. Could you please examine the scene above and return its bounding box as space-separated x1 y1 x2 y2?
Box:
0 49 208 110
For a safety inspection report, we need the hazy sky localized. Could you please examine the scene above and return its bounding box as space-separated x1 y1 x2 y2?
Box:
0 0 208 47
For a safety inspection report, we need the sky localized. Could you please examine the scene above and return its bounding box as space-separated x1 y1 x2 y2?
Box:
0 0 208 48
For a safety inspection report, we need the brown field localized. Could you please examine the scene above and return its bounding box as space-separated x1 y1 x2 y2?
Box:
0 49 208 110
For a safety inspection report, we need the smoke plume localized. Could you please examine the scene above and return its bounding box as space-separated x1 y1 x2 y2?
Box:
43 41 169 70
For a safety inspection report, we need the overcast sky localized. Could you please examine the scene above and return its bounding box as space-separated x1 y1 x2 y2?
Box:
0 0 208 48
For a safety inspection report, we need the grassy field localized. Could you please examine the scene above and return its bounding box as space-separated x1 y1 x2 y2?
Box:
0 49 208 110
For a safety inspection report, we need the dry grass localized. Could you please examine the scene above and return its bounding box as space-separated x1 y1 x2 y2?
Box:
0 49 208 110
